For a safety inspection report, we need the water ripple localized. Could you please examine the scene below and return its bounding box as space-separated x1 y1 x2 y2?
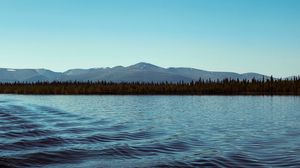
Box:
0 95 300 167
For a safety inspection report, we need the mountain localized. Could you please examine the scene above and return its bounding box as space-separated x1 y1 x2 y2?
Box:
0 62 269 83
0 68 63 82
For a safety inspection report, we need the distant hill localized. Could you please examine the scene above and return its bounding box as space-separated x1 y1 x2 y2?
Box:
0 62 270 83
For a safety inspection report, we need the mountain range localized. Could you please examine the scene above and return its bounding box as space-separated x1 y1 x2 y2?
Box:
0 62 269 83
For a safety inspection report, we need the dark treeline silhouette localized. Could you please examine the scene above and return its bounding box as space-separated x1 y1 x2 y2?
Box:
0 76 299 95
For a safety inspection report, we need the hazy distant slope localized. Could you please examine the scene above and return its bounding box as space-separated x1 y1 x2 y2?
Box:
0 62 269 83
0 68 63 82
0 68 44 82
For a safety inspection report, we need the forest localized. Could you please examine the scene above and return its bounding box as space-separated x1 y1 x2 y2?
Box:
0 76 299 95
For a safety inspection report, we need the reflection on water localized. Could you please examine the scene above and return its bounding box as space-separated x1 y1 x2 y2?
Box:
0 95 300 167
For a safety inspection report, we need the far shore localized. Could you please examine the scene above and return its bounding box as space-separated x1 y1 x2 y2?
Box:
0 78 299 95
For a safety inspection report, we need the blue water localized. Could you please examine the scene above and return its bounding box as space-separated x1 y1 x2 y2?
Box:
0 95 300 167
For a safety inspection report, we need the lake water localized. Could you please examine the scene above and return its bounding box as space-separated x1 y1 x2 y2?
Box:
0 95 300 167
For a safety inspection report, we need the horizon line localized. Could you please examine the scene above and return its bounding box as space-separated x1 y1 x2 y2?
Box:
0 62 298 78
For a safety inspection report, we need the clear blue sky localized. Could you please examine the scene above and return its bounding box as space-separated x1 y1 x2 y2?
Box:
0 0 299 77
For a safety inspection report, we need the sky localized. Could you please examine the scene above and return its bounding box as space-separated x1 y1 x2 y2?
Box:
0 0 300 77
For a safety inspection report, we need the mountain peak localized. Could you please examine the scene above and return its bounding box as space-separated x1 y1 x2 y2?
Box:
128 62 162 70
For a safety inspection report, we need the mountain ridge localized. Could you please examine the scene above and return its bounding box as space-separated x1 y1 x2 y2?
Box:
0 62 270 83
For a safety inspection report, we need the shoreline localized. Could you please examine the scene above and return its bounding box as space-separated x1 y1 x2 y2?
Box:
0 79 299 95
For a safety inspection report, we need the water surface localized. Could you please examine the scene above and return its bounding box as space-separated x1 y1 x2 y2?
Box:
0 95 300 167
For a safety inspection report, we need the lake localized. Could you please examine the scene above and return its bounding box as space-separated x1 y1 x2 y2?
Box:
0 95 300 167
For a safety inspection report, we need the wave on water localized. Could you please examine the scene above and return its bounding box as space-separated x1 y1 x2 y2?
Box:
1 97 300 168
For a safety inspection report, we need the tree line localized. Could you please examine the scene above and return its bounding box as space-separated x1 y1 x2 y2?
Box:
0 76 299 95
